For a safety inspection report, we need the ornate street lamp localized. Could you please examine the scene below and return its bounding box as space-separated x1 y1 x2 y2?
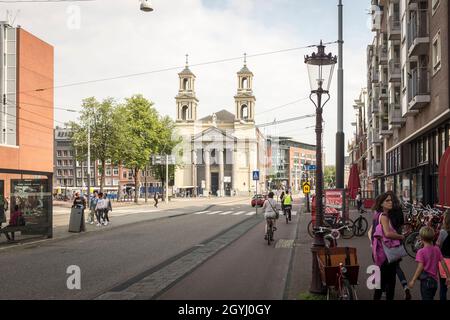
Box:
305 41 337 294
140 0 154 12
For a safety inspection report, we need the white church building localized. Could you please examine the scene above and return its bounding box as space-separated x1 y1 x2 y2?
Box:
173 58 267 197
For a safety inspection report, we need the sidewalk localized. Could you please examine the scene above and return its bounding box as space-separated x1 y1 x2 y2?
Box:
0 196 250 250
287 204 422 300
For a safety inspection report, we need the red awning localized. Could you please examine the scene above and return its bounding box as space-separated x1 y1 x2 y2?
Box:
439 147 450 207
347 164 361 200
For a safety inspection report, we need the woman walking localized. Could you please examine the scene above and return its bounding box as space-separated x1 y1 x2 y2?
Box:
369 192 405 300
385 190 411 300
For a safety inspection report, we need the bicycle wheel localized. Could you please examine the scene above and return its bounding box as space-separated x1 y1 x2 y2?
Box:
404 231 422 258
341 279 355 300
341 219 355 239
399 223 413 236
307 220 315 238
353 216 368 237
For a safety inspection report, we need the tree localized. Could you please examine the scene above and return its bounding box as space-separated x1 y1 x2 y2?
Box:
119 95 160 203
70 97 119 193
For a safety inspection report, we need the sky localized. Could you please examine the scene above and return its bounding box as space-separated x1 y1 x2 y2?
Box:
1 0 374 165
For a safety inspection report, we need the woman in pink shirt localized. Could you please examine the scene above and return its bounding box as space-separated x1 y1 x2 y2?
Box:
409 226 450 300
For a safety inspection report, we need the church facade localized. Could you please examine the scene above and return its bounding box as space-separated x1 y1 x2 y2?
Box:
173 59 267 197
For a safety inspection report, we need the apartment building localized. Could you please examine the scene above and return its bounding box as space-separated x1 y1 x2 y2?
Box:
368 0 449 205
267 136 316 192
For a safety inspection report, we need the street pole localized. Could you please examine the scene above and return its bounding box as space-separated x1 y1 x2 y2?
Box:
310 87 327 294
144 165 148 203
165 154 169 204
336 0 345 189
306 170 311 213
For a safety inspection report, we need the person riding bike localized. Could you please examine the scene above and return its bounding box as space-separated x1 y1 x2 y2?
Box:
263 192 278 240
283 191 293 221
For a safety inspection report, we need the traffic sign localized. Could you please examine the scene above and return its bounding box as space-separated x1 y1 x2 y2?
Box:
252 170 260 181
306 165 317 171
302 182 311 194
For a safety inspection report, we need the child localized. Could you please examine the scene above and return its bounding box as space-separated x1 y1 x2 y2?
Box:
409 226 450 300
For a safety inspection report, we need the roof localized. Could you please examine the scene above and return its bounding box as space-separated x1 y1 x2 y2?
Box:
179 66 195 76
199 109 236 123
237 65 253 75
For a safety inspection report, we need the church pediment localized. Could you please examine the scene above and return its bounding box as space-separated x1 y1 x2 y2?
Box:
192 126 236 142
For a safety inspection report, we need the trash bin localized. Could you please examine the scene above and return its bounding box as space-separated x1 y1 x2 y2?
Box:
68 207 84 233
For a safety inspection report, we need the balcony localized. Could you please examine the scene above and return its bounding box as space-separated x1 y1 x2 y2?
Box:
372 160 384 176
388 16 401 40
408 68 430 111
379 46 388 65
370 127 383 145
388 59 401 82
379 119 393 137
372 97 380 114
371 71 380 83
388 103 406 128
408 10 429 57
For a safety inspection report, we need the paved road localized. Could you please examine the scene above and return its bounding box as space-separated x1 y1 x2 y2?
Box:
0 203 260 299
158 205 300 300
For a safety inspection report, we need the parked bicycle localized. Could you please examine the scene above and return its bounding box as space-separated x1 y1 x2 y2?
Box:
353 208 369 237
307 214 355 240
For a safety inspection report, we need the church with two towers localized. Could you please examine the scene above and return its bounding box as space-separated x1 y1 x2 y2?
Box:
173 57 267 197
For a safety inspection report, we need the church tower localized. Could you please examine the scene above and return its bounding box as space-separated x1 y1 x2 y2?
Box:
234 53 256 123
176 55 199 122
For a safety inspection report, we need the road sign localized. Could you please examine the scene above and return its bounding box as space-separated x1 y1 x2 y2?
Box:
306 165 317 171
252 170 260 181
152 155 176 165
302 182 311 194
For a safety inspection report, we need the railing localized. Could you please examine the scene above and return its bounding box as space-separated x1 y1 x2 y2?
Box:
408 9 429 49
388 16 401 35
379 46 388 62
389 59 401 80
388 104 403 123
408 67 430 101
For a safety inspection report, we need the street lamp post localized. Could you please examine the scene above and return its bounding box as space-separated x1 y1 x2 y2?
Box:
305 41 337 294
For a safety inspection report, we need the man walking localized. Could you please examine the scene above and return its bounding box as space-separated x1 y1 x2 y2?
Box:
88 191 98 224
102 193 112 226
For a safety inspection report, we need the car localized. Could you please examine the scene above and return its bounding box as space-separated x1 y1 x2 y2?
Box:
251 194 266 207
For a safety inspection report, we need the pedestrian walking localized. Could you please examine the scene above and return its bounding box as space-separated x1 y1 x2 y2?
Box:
437 210 450 300
0 195 8 227
369 192 405 300
154 192 159 208
356 190 363 212
385 190 411 300
95 193 107 227
88 191 98 225
102 193 112 226
409 226 450 300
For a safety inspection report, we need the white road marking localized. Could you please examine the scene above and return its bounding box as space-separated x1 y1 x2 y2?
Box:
194 211 209 215
246 211 257 216
206 211 221 215
232 211 245 216
219 211 233 215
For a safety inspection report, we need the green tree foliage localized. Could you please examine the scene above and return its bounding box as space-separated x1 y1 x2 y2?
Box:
324 165 336 189
69 97 118 193
119 95 160 203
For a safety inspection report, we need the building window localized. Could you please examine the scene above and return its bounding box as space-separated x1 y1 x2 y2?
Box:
106 159 111 165
57 160 62 166
432 31 442 75
113 168 119 176
57 170 62 176
63 150 68 157
77 169 82 177
182 105 189 120
106 168 112 176
63 170 68 176
241 105 248 120
57 150 62 157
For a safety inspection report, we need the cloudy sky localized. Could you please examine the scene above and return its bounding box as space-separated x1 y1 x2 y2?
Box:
1 0 373 165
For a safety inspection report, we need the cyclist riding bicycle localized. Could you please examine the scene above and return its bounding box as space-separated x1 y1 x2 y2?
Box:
283 191 293 221
263 192 278 240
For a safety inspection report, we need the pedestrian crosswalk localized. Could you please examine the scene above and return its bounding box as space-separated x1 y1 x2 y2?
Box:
192 210 298 217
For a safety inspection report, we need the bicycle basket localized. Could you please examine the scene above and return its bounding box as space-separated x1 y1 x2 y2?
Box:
317 247 359 287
